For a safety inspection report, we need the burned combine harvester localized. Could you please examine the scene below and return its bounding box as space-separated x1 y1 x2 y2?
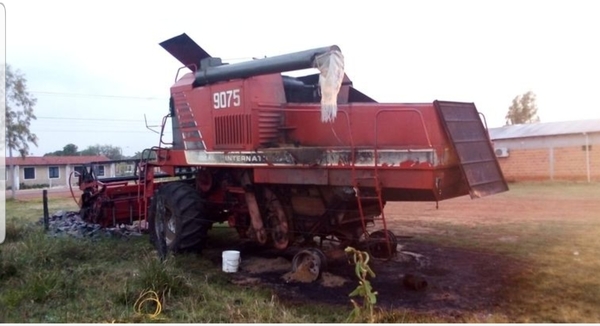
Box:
77 33 508 261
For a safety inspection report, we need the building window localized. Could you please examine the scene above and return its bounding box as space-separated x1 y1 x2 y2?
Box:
49 166 59 179
24 167 36 180
96 165 105 177
74 166 84 176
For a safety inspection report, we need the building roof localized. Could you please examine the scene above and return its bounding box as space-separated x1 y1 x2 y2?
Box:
489 119 600 140
6 155 111 166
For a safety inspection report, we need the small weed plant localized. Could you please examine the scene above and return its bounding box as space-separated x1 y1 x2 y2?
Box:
345 247 378 323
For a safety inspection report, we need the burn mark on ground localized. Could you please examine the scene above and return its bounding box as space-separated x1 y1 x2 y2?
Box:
202 236 526 316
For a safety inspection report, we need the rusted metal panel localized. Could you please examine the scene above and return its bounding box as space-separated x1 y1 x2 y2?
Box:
434 101 509 198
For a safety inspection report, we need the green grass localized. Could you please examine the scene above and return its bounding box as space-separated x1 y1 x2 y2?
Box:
2 182 600 322
0 231 348 323
0 198 349 323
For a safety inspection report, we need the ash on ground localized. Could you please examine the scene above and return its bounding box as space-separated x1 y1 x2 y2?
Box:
39 210 145 239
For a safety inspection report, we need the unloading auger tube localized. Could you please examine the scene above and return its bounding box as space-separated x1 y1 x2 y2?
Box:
193 45 341 87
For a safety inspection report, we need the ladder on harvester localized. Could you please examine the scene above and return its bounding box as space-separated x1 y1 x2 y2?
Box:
350 145 395 260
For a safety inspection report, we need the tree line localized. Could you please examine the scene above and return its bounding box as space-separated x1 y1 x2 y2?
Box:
44 143 124 160
42 143 152 160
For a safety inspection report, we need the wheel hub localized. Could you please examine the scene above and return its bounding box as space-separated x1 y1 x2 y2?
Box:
166 216 176 246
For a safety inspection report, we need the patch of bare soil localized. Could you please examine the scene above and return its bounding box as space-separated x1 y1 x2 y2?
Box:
241 257 291 274
202 237 524 317
319 272 350 288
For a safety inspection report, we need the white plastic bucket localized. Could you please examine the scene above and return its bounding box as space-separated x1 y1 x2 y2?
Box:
222 250 241 273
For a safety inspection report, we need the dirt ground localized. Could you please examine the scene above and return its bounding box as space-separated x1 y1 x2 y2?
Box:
203 235 521 318
200 183 600 319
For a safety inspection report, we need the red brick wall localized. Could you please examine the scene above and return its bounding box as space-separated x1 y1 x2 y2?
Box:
497 149 550 182
591 145 600 181
497 146 600 182
555 147 586 180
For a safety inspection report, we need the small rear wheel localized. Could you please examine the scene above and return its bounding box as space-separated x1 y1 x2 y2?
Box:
367 229 398 259
148 182 212 259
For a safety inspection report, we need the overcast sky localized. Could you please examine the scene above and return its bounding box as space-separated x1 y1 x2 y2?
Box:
2 0 599 157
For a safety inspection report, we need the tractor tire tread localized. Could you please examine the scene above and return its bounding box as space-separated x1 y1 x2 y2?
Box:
149 182 213 255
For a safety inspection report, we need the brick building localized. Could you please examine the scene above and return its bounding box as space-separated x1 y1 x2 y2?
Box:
489 119 600 182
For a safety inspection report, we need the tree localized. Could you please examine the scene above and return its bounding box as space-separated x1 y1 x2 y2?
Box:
44 150 63 156
5 65 38 157
5 65 39 198
63 143 78 156
79 144 123 160
505 91 540 125
43 143 124 159
127 150 156 160
44 143 79 156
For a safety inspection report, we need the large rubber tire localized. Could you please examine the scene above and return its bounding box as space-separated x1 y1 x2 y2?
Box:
148 182 212 259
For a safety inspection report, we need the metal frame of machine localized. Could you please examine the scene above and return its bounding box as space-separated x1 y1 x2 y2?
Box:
76 33 508 260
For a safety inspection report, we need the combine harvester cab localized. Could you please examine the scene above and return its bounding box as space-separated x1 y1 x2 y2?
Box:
77 33 508 264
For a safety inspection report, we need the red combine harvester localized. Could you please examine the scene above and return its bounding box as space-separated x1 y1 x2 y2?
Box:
77 33 508 260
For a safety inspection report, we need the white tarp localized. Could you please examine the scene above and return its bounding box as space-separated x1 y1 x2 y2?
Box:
315 49 345 123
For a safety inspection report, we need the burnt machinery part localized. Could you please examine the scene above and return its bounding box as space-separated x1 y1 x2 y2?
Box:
263 187 291 250
403 273 428 291
291 248 327 280
148 182 213 259
193 46 341 87
367 229 398 259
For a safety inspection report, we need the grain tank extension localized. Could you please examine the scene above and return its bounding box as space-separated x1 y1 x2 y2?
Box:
76 33 508 259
